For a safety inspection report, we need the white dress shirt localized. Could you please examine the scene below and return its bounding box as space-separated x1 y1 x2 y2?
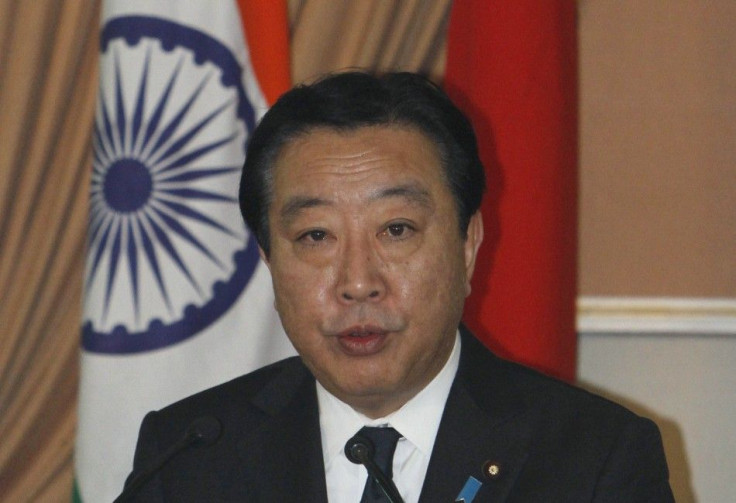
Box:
317 332 461 503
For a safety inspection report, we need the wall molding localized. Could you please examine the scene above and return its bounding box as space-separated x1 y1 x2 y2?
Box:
577 297 736 334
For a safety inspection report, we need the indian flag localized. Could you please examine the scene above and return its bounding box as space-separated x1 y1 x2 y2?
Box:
74 1 293 501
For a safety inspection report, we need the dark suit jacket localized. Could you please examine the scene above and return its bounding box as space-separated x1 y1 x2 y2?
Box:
125 327 674 502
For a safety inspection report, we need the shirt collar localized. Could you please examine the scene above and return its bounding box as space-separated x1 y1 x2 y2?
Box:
317 332 461 468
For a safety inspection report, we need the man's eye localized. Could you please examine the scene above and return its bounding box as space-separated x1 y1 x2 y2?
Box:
299 230 327 242
387 224 406 236
384 223 414 238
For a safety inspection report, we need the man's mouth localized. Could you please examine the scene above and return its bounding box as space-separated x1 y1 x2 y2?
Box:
338 326 386 337
335 326 389 356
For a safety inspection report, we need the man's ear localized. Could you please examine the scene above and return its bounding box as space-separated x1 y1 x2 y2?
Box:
463 211 484 296
258 246 270 269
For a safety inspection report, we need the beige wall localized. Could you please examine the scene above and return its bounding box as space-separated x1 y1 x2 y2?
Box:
579 0 736 297
579 2 736 502
579 332 736 503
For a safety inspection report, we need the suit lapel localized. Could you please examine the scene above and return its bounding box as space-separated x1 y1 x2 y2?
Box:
419 330 534 502
221 329 533 502
223 361 328 502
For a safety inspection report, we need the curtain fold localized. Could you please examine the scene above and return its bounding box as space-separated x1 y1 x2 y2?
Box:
0 1 100 500
290 0 450 83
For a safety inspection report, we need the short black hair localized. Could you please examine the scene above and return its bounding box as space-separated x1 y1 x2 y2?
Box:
239 71 485 255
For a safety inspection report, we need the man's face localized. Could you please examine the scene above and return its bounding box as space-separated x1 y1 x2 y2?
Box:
262 126 483 418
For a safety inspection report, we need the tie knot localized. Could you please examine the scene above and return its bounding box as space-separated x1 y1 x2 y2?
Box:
358 426 402 451
355 427 402 502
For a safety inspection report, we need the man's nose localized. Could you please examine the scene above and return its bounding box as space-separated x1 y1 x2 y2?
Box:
337 237 385 303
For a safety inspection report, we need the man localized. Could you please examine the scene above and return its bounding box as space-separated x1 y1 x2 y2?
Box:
123 72 674 502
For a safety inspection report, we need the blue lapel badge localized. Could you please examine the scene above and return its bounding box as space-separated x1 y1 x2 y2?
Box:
455 475 482 502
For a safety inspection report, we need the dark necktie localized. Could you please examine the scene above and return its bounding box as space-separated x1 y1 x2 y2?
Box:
358 426 402 502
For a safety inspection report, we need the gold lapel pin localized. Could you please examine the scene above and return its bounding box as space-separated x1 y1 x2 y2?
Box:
483 460 501 479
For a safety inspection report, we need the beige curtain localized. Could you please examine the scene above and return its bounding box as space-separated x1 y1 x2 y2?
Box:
290 0 449 83
0 1 101 501
0 0 450 500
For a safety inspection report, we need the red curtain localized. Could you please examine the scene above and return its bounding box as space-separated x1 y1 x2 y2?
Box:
445 0 578 381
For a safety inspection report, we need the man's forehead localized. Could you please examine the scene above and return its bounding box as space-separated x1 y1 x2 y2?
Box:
276 124 438 161
275 124 439 176
278 183 434 223
275 124 424 169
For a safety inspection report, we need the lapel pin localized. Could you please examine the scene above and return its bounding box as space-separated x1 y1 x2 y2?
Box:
483 460 501 479
455 475 482 502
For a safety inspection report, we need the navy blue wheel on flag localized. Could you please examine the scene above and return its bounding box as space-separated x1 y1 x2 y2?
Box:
83 16 261 354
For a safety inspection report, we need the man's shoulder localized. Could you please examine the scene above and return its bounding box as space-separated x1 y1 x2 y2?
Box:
442 330 673 501
500 353 639 421
460 329 648 427
155 356 309 421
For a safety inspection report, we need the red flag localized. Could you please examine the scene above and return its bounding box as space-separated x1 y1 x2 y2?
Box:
445 0 578 380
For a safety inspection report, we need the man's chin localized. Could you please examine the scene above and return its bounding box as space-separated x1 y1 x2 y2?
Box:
325 374 413 414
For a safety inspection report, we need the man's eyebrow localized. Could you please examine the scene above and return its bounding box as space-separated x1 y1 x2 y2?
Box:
371 184 433 208
278 184 433 224
279 196 332 223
